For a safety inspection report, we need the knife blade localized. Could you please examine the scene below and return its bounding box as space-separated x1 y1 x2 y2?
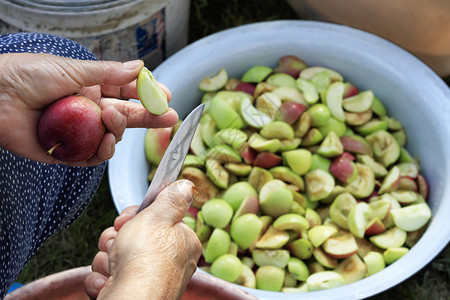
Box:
137 103 205 213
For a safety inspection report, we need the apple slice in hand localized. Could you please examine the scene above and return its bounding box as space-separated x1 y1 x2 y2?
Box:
137 67 169 115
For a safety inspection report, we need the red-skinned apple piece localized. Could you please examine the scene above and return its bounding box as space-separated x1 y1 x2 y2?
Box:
274 55 307 78
144 127 172 165
233 82 256 95
329 153 358 184
276 101 307 125
253 152 282 169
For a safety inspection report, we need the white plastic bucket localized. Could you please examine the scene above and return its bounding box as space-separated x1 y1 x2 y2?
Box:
0 0 191 68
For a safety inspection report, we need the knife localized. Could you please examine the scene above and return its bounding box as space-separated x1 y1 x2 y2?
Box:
137 103 205 213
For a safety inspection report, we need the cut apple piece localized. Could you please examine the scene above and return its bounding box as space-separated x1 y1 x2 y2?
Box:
190 123 207 159
222 181 257 212
310 70 331 93
198 68 228 92
390 190 419 205
370 95 387 117
363 251 385 276
378 166 400 194
212 128 248 150
248 133 281 153
232 195 259 221
201 198 233 229
345 163 375 198
230 213 263 250
242 65 272 83
344 110 373 126
305 169 335 202
255 92 282 118
287 238 313 260
209 96 244 130
206 144 242 164
383 247 409 265
210 254 243 283
325 81 346 121
366 130 400 167
300 66 344 82
240 97 272 129
348 202 372 238
368 197 392 220
287 257 310 282
282 149 312 176
329 192 358 230
307 225 338 247
272 86 309 106
354 119 389 136
301 128 324 146
255 265 285 292
390 203 431 232
269 166 305 190
276 101 307 125
205 158 229 189
252 249 290 269
266 73 297 89
312 247 338 269
305 208 322 227
340 135 372 156
293 110 311 138
204 228 231 263
369 227 407 249
342 90 374 113
365 217 386 236
259 180 294 218
317 117 347 138
254 82 277 98
255 225 290 249
317 131 344 158
144 127 172 165
224 163 252 177
329 154 358 185
240 144 257 164
274 55 307 78
356 154 388 178
334 254 367 284
235 264 256 289
296 78 319 104
260 121 295 140
306 271 345 291
323 233 359 259
273 213 310 233
248 166 274 192
233 82 256 95
397 162 419 179
137 67 168 115
417 174 429 199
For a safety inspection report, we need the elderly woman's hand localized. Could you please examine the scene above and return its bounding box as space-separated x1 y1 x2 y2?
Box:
84 180 202 299
0 53 178 165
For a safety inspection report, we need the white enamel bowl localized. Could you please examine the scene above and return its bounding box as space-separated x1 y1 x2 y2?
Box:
109 20 450 299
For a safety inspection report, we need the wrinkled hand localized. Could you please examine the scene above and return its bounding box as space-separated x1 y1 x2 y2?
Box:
0 53 178 166
84 180 202 300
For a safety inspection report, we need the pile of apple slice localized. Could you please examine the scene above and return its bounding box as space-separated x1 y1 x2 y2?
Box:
144 55 431 293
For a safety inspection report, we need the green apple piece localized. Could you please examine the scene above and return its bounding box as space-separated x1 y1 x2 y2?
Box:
342 90 374 113
296 78 319 104
241 256 255 269
317 131 344 157
369 227 407 249
300 67 344 82
344 110 373 126
253 249 290 268
392 129 407 147
368 197 392 220
232 195 259 221
255 225 290 249
200 114 216 147
279 138 302 151
310 70 332 93
363 251 386 275
256 266 285 292
348 202 372 238
224 163 252 177
282 149 312 176
144 127 172 165
273 213 310 233
366 130 401 167
334 255 367 284
378 166 400 194
210 254 243 283
356 154 388 178
288 257 310 282
390 203 431 232
235 264 256 289
322 185 346 204
313 247 338 269
269 166 305 190
255 92 282 118
201 198 233 229
325 81 346 121
198 68 228 92
370 95 387 117
223 181 258 212
308 103 331 126
230 213 263 250
183 154 205 169
293 111 311 138
305 169 335 201
340 135 373 156
204 228 231 263
305 208 322 227
301 128 324 146
266 73 297 89
282 283 309 293
287 238 313 260
248 133 281 153
390 190 420 205
206 144 241 163
329 192 358 230
345 163 375 198
212 128 248 150
307 225 338 247
306 271 345 291
248 166 274 192
317 117 347 138
209 96 244 130
383 247 409 265
190 123 207 159
260 121 295 140
242 65 273 83
205 158 229 189
137 67 168 115
228 242 239 256
240 97 272 129
259 180 294 218
397 162 420 178
213 91 252 110
323 233 359 259
310 154 331 172
354 119 389 136
283 272 297 288
272 86 309 106
182 215 196 231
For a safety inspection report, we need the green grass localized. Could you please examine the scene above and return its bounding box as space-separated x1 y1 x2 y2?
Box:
18 0 450 299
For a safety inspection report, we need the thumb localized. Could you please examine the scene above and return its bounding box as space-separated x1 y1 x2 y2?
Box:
146 180 196 225
58 56 144 87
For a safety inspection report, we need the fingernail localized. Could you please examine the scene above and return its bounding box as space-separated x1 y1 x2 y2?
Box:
122 59 143 70
93 277 106 290
177 180 196 204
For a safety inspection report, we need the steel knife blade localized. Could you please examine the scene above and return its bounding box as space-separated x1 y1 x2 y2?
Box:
137 103 205 213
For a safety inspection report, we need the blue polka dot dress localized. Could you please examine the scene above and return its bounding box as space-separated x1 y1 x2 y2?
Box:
0 33 106 298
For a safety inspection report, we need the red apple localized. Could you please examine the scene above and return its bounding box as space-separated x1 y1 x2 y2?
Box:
343 84 359 98
365 217 386 236
253 152 282 169
38 95 105 162
340 135 372 156
240 145 257 164
273 55 307 78
233 82 256 95
276 101 307 125
329 154 358 184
